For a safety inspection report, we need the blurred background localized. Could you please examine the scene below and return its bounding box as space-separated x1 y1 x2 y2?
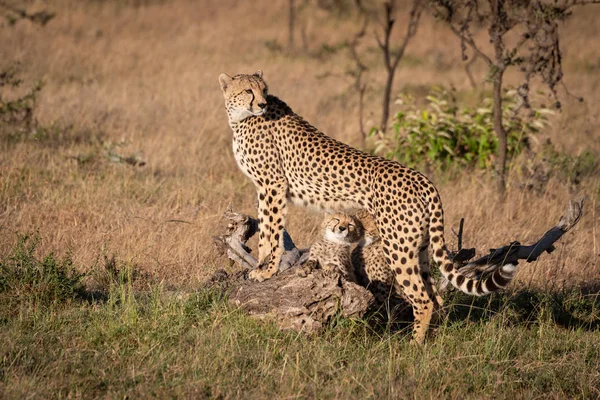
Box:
0 0 598 290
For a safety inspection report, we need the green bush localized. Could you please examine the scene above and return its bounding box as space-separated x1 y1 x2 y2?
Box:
0 233 84 309
0 63 44 143
373 87 553 171
541 144 599 184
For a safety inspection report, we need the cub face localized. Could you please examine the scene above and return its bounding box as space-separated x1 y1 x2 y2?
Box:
322 213 362 245
218 71 269 123
354 210 380 246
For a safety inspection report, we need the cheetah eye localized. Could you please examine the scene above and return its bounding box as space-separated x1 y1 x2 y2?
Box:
245 89 253 95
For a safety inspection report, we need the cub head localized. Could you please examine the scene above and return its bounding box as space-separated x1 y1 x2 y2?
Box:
322 213 362 245
354 210 380 246
218 71 269 124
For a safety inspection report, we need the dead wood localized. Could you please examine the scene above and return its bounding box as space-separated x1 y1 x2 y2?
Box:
442 197 585 289
211 198 584 330
228 268 373 333
211 206 374 332
212 205 302 271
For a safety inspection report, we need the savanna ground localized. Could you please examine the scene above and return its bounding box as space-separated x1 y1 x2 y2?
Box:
1 0 599 398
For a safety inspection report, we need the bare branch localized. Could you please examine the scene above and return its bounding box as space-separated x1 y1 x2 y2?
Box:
375 0 424 132
391 0 423 70
457 198 584 277
464 52 479 88
0 0 55 26
348 11 369 144
457 218 465 251
446 23 494 66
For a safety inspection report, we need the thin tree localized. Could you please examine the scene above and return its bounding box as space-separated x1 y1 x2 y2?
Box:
347 6 369 147
288 0 296 51
431 0 600 195
375 0 423 133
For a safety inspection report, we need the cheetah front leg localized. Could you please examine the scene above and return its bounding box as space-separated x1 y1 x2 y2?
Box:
248 181 288 282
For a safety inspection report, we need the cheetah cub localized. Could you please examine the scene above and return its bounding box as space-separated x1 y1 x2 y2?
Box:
298 213 361 281
352 211 406 307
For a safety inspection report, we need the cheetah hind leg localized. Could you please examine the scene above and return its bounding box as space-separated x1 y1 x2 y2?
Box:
418 242 445 329
386 243 435 344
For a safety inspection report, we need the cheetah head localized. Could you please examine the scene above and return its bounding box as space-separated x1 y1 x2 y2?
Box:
354 210 381 246
322 213 362 245
218 71 269 124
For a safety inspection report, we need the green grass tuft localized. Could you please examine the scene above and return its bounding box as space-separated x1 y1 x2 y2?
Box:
0 233 84 313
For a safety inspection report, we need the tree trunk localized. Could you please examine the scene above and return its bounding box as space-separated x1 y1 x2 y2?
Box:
288 0 295 51
358 83 367 148
381 68 394 133
492 71 507 195
490 0 507 196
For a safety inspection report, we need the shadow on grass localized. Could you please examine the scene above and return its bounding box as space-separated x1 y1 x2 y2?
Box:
442 284 600 331
359 283 600 337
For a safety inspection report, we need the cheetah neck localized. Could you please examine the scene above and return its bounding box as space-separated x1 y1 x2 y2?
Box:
227 95 294 132
226 109 257 129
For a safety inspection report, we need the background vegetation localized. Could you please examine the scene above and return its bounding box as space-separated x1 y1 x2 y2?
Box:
0 0 599 398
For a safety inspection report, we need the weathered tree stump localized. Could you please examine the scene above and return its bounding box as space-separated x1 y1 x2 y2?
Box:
211 206 374 333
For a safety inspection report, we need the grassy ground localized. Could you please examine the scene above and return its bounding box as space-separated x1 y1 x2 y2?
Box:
1 0 600 398
1 238 599 399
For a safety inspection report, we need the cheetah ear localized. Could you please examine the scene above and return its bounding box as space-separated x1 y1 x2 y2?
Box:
253 70 263 79
218 73 233 91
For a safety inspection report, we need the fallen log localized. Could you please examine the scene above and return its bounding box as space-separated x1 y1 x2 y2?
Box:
211 198 584 331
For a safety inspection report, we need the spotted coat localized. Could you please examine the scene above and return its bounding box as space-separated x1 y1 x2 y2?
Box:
219 71 517 343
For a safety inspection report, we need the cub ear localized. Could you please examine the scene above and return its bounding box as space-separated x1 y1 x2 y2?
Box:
253 70 263 79
218 73 233 91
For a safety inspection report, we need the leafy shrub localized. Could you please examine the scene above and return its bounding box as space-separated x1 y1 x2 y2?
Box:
0 233 84 308
372 87 553 171
0 63 44 142
541 144 599 185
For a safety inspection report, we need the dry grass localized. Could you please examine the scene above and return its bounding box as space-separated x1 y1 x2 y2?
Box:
0 0 599 291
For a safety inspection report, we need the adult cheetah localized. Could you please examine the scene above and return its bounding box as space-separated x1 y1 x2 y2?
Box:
218 71 517 343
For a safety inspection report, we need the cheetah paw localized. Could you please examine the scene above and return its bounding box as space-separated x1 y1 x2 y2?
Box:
248 268 277 282
296 260 317 278
248 269 267 282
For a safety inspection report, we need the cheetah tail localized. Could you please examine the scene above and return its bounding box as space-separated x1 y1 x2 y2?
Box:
428 198 517 296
